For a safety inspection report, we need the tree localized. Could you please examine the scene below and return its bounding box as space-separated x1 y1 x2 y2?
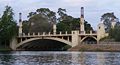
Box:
28 14 52 33
22 20 29 33
84 21 93 33
57 8 93 33
109 24 120 41
0 6 17 47
101 12 117 32
26 8 56 33
57 8 67 21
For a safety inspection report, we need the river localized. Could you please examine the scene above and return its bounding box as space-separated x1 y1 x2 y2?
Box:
0 51 120 65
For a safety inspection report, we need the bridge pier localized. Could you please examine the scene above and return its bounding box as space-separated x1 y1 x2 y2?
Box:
10 37 18 50
71 31 79 47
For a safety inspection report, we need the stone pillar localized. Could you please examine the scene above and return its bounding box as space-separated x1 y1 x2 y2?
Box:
71 31 79 47
80 7 85 34
53 24 56 35
18 13 23 36
111 18 116 29
10 37 18 50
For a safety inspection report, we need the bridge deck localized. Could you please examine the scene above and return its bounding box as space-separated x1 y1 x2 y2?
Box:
18 33 97 38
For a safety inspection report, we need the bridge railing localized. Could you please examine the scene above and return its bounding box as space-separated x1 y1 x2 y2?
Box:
19 31 72 37
79 30 97 35
19 30 97 37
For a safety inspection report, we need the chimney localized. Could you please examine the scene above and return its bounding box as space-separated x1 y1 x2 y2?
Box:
19 13 22 22
81 7 84 18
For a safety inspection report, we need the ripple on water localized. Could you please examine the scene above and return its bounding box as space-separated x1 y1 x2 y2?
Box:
0 52 120 65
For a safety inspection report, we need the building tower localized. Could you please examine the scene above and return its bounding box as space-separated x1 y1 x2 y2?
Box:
19 13 23 36
53 20 57 35
53 23 56 35
111 18 116 29
97 19 106 41
80 7 85 34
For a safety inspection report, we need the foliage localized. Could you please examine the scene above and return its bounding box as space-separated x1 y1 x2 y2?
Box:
109 24 120 41
22 20 29 33
101 12 118 32
26 8 56 33
23 8 93 34
0 6 17 46
57 8 93 33
84 21 93 33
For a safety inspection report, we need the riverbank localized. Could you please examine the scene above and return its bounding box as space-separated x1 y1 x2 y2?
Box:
68 44 120 52
0 47 12 51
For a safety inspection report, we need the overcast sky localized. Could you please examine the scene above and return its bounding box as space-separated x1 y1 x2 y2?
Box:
0 0 120 29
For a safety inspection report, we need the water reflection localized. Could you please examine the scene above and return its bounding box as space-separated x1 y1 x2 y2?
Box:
0 52 13 65
0 51 120 65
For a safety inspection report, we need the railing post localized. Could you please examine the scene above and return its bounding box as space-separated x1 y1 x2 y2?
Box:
33 32 35 36
23 33 25 36
60 31 62 35
62 36 63 39
90 30 92 34
38 32 40 36
65 31 67 35
43 32 45 35
48 32 51 35
67 37 70 41
28 33 30 36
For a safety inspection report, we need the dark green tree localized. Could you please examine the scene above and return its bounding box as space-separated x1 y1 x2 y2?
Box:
57 8 93 33
22 20 29 33
27 8 56 33
0 6 17 47
57 8 67 21
101 12 117 32
84 21 93 33
29 14 52 33
109 24 120 41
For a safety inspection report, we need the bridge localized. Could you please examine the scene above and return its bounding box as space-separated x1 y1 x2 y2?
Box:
10 7 109 50
10 31 98 50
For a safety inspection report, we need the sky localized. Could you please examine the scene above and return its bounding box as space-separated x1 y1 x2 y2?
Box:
0 0 120 30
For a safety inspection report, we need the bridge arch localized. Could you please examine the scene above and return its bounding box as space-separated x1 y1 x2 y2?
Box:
15 37 72 49
81 36 97 44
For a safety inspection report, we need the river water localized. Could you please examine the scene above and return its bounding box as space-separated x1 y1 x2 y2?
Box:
0 51 120 65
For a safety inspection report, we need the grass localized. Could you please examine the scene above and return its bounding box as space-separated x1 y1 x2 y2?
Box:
0 46 12 51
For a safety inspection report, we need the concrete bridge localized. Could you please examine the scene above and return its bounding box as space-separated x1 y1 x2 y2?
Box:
10 7 111 50
10 31 98 50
